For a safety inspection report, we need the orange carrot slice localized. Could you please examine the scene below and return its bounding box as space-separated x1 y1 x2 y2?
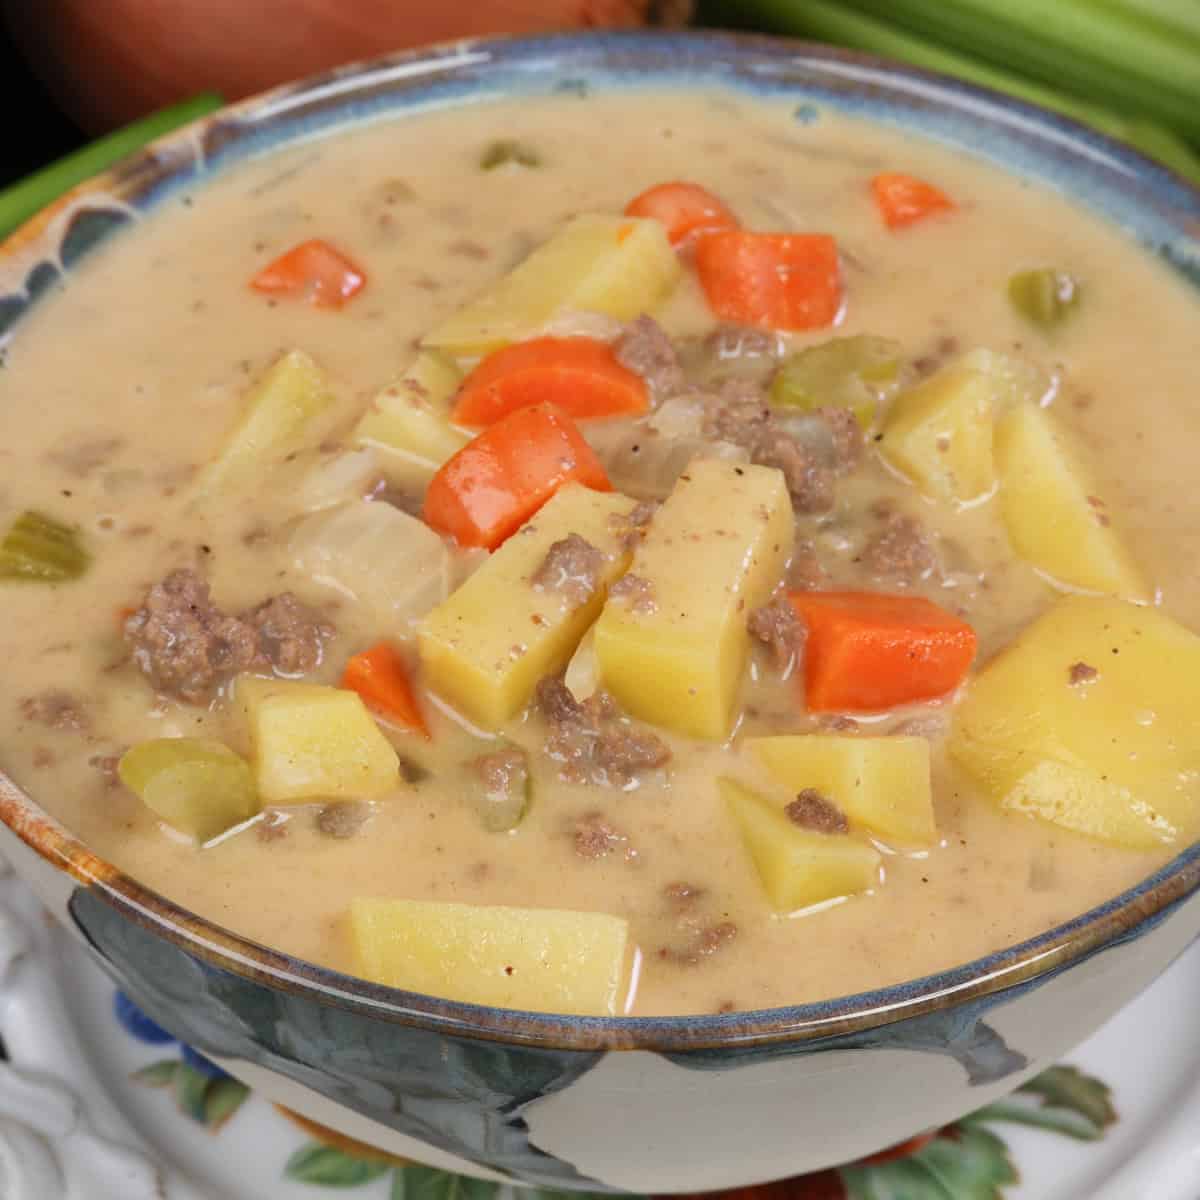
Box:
789 590 977 712
423 403 611 550
341 642 429 738
624 181 739 247
694 231 842 332
451 336 649 427
250 238 366 308
871 173 956 230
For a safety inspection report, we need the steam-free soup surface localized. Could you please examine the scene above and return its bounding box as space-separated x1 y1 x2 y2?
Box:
0 90 1196 1016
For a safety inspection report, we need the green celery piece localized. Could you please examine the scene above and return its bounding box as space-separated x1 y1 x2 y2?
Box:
466 747 532 833
1008 268 1082 330
831 0 1200 145
118 738 259 842
0 511 89 581
0 93 223 241
770 335 904 429
479 140 542 170
695 0 1200 186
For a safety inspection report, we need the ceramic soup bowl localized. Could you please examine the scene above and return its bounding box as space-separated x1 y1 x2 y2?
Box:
1 31 1198 1195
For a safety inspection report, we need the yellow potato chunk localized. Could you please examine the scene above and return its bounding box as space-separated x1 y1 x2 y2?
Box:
994 402 1148 599
749 735 936 846
204 349 335 487
349 898 629 1015
118 738 259 843
237 677 399 804
422 214 681 356
593 459 793 740
353 351 469 472
879 364 996 504
950 595 1200 848
721 779 881 912
418 485 637 727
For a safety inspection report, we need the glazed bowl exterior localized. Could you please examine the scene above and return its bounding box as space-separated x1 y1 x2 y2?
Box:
1 31 1198 1194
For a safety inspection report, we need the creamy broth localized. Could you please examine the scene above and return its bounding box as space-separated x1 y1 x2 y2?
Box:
0 90 1196 1016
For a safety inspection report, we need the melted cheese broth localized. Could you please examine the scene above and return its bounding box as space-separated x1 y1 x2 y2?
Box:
0 91 1196 1016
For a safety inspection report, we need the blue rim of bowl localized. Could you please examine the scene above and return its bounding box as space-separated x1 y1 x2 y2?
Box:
0 30 1198 1051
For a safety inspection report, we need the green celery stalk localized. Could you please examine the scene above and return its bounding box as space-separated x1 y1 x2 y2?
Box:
834 0 1200 145
1095 0 1200 43
697 0 1200 186
0 93 223 241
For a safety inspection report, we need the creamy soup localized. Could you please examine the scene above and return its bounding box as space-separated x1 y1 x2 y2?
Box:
0 90 1197 1018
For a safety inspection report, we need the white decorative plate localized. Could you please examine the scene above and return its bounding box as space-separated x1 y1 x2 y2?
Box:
1 854 1198 1200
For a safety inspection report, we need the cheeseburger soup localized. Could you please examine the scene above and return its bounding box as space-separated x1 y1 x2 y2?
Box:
0 90 1197 1016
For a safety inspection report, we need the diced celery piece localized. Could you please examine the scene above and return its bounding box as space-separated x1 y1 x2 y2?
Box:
422 214 680 356
204 349 335 487
237 676 400 804
118 738 258 842
721 778 880 912
0 510 89 581
1008 269 1081 330
769 335 904 429
350 897 629 1015
466 746 532 833
480 140 542 170
353 351 469 472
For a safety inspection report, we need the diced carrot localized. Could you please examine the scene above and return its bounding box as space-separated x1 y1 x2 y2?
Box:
694 231 842 332
423 403 611 550
249 238 366 308
788 591 977 712
451 336 649 427
341 642 429 738
623 181 739 247
870 173 956 230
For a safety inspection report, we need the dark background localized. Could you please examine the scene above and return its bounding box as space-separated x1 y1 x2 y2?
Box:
1 18 85 187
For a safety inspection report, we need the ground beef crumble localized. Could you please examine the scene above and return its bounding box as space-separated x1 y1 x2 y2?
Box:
608 573 657 613
534 675 670 787
1068 661 1099 686
19 690 90 732
572 811 635 861
747 593 806 674
658 921 738 966
862 513 939 584
316 801 371 839
609 500 659 552
615 314 685 398
124 568 334 703
530 533 605 608
786 789 849 834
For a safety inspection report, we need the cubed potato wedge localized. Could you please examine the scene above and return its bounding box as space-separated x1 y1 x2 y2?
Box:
354 351 469 472
349 898 629 1015
749 734 936 846
949 595 1200 848
721 778 881 912
878 364 996 504
994 402 1148 599
290 500 451 627
204 349 335 487
593 459 793 740
237 676 400 804
418 484 638 727
422 215 680 356
118 738 259 842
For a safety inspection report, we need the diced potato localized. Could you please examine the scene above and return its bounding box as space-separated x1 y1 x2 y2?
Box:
721 778 881 912
749 734 936 846
994 402 1148 599
957 348 1052 409
204 350 335 487
349 898 629 1015
354 351 469 472
949 595 1200 848
237 676 400 804
593 459 793 740
295 447 380 513
118 738 259 842
418 485 637 727
878 364 996 504
422 215 681 356
290 500 450 627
